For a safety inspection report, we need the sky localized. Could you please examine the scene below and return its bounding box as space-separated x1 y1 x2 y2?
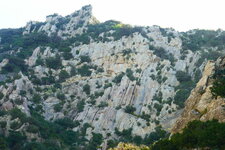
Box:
0 0 225 31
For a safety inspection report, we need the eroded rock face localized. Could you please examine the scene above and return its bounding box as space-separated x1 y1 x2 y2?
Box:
23 5 99 38
172 57 225 133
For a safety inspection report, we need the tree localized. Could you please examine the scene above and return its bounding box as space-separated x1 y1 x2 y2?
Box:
176 71 191 82
124 105 136 114
59 70 69 81
45 55 62 69
83 84 90 95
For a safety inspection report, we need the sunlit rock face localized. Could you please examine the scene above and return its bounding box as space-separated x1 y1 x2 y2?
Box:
172 57 225 133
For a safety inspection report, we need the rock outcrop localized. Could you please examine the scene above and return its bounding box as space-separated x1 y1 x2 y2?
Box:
172 57 225 133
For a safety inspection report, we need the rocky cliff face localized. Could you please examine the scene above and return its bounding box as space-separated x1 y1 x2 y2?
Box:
172 57 225 133
0 5 225 149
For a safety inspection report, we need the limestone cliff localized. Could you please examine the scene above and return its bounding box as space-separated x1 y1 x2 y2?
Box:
172 57 225 133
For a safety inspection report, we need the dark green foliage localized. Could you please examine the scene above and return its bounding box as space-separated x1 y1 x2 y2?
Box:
182 30 225 51
94 91 104 98
140 112 151 122
7 131 26 150
53 103 63 112
40 76 55 85
10 108 27 123
0 121 7 128
174 71 194 108
14 99 23 105
151 139 178 150
152 120 225 150
56 93 65 100
45 55 62 69
55 17 70 30
97 67 104 73
104 83 112 89
153 91 163 103
113 126 167 147
98 101 108 108
83 84 90 95
1 57 28 73
77 64 92 76
70 66 77 76
35 57 44 66
87 20 145 42
0 92 4 100
26 125 39 133
112 72 124 84
62 52 73 60
176 71 191 82
76 100 85 112
122 49 132 56
154 103 163 113
21 142 46 150
80 55 91 63
59 70 69 81
19 90 26 97
115 128 133 141
124 105 136 114
31 94 42 103
87 20 119 38
0 104 103 150
126 68 135 81
54 118 80 129
86 133 103 150
210 68 225 98
69 33 90 45
211 78 225 98
112 25 138 41
10 121 22 130
174 89 190 108
143 126 167 145
0 28 23 49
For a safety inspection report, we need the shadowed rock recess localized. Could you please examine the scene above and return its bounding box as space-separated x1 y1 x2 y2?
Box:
0 5 225 150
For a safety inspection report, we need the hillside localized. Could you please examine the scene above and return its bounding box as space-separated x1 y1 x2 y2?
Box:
0 5 225 150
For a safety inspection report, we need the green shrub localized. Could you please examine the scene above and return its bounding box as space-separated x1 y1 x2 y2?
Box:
54 103 63 112
1 57 28 73
104 83 112 89
62 52 73 60
124 105 136 114
113 72 124 84
154 103 163 113
7 131 26 149
83 84 90 95
10 121 22 130
10 108 27 123
56 93 65 100
0 121 7 128
77 100 85 113
152 120 225 150
45 55 62 69
59 70 69 81
176 71 191 82
80 55 91 63
27 125 39 133
55 118 80 129
126 68 135 81
98 101 108 108
31 94 42 103
0 92 4 100
77 64 92 76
